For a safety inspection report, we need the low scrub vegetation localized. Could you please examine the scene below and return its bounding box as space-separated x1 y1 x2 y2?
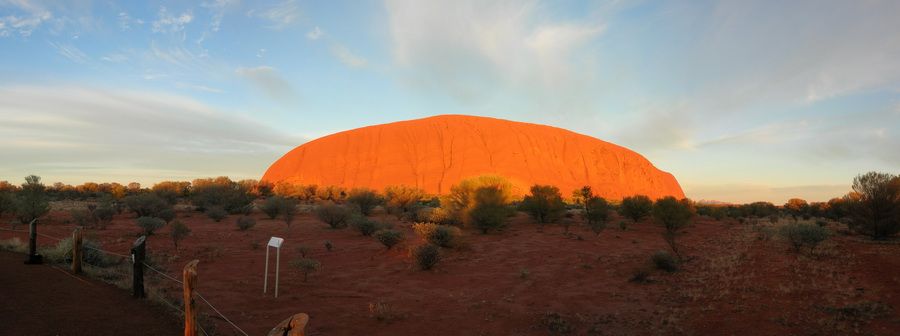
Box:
290 257 322 282
520 185 566 224
779 222 829 253
135 216 166 236
652 251 679 272
375 229 405 250
412 223 461 248
170 220 190 251
236 216 256 231
411 244 440 270
652 196 695 258
315 203 353 229
347 188 383 216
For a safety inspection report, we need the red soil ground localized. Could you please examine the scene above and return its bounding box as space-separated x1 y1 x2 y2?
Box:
2 207 899 335
0 250 181 336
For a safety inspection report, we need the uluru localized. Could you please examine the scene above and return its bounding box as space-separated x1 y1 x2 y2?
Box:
262 115 685 200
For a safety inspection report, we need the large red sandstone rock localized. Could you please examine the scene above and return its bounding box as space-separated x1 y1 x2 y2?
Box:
262 115 685 200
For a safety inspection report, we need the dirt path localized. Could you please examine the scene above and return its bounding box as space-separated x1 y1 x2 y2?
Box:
0 251 181 336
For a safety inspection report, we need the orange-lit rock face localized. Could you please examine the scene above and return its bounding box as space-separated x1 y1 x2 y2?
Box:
262 115 685 200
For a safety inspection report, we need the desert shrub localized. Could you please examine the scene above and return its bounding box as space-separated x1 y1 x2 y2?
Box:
779 222 829 253
206 207 228 222
783 198 810 222
375 229 405 249
411 244 440 270
652 197 695 258
135 216 166 236
519 185 566 224
170 220 190 251
347 188 384 216
157 208 176 223
584 196 610 235
315 203 353 229
848 172 900 239
123 193 171 218
261 196 284 219
290 258 321 282
619 221 628 230
422 206 457 225
369 302 401 322
412 223 461 248
441 175 516 228
190 177 254 214
0 192 15 219
44 237 115 267
92 206 115 229
151 181 190 204
295 244 310 257
621 195 653 224
468 186 511 234
280 197 299 227
652 251 679 272
540 312 573 334
0 237 27 253
14 175 50 224
351 215 386 236
384 185 426 218
324 240 334 251
236 216 256 231
70 209 93 227
629 268 651 283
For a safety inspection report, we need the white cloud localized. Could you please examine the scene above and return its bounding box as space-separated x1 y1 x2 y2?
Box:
152 7 193 33
117 12 143 31
0 0 52 37
202 0 238 32
306 26 322 40
249 0 301 30
0 85 304 184
175 82 224 93
384 0 604 110
330 44 367 68
235 65 295 102
48 41 88 63
101 53 128 63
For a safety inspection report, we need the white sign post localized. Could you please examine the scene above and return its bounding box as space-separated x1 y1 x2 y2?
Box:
264 237 284 298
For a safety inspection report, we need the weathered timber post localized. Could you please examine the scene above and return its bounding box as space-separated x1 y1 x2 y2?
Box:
24 219 42 264
131 236 146 298
72 227 83 273
266 313 309 336
183 260 200 336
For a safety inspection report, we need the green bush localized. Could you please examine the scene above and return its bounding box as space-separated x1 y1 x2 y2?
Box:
206 207 228 222
351 215 385 236
157 208 176 223
135 216 165 236
384 185 426 218
375 229 405 249
652 251 679 272
411 244 440 270
848 172 900 239
347 188 384 216
123 193 171 218
170 220 190 250
236 216 256 231
412 223 460 248
290 257 321 282
519 185 566 224
280 197 299 227
621 195 653 224
469 186 510 234
315 203 352 229
14 175 50 224
44 237 115 267
92 206 115 229
652 197 695 258
190 177 253 214
261 196 284 219
584 196 610 235
779 222 829 253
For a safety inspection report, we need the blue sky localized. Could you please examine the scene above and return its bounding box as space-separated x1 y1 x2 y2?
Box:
1 0 898 203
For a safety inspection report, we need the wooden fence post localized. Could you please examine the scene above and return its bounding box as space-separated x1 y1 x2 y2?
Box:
266 313 309 336
24 219 43 265
183 260 200 336
72 227 83 274
131 236 146 298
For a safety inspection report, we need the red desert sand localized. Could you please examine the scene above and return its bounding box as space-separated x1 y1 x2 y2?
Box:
263 114 685 200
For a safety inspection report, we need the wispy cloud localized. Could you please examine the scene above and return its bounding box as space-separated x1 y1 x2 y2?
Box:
0 85 303 184
249 0 301 30
330 44 367 68
152 7 193 33
202 0 238 32
175 82 223 93
235 65 295 102
384 0 604 111
306 26 322 40
117 11 143 31
0 0 52 37
48 41 88 63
